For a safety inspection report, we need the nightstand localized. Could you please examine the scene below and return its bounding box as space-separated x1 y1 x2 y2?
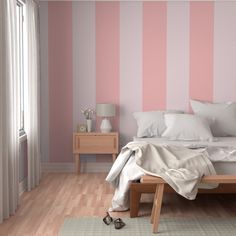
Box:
73 132 119 173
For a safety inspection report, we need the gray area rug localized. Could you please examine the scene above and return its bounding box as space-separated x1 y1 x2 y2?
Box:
59 217 236 236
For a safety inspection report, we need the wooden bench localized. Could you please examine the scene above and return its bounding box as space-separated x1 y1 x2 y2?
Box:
130 178 236 218
140 175 236 233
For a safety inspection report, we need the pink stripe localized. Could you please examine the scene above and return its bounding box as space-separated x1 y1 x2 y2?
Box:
48 2 73 162
190 2 214 102
96 2 120 131
143 2 167 111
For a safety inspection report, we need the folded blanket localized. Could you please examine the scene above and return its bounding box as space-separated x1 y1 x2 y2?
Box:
106 141 216 211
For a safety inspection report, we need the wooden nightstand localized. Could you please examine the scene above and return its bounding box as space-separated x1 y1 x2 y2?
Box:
73 132 119 173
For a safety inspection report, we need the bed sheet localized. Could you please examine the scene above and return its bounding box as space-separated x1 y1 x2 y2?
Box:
133 136 236 173
133 136 236 148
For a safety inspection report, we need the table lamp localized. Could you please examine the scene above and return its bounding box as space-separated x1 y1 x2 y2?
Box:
96 103 116 133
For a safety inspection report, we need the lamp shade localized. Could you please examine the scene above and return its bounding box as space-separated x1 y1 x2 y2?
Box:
96 104 115 117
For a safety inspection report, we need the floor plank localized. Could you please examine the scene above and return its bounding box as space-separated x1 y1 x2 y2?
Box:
0 173 236 236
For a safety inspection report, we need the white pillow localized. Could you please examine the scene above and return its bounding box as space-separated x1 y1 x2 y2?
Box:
191 100 236 137
133 110 183 138
162 114 214 141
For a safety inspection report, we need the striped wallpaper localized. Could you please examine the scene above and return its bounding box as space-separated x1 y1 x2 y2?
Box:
40 1 236 164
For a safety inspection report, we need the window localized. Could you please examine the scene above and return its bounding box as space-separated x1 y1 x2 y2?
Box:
16 0 25 135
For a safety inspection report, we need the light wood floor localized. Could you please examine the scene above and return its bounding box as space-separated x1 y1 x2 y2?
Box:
0 173 236 236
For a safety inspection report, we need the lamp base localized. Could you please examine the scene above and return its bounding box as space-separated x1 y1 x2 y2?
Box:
100 118 112 133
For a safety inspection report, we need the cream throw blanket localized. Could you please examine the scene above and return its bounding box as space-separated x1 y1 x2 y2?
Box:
106 142 216 211
128 142 216 199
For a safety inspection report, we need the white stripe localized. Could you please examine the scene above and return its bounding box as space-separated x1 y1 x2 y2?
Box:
39 2 49 162
214 2 236 102
167 1 189 112
120 2 142 146
72 2 96 131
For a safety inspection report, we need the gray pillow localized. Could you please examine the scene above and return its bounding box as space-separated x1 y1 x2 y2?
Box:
190 100 236 137
133 110 183 138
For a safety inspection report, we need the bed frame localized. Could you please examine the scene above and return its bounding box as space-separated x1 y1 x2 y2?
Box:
130 177 236 218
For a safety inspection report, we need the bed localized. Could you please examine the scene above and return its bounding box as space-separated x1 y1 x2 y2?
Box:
106 137 236 213
129 137 236 217
106 101 236 215
133 136 236 175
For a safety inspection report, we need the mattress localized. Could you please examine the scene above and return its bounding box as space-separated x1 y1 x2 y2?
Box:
133 136 236 148
133 137 236 175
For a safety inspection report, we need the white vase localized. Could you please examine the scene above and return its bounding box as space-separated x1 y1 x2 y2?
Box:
86 119 92 132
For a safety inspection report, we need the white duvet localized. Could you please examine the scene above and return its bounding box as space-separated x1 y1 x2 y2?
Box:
106 141 236 212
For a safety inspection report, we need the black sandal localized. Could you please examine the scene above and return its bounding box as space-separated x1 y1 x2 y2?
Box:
103 212 126 230
114 218 126 230
103 212 113 225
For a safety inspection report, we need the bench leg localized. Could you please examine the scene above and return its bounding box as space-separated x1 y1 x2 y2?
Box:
151 186 158 223
130 188 142 218
151 183 164 233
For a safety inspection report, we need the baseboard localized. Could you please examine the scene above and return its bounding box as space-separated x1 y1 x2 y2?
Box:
19 178 27 196
41 162 113 173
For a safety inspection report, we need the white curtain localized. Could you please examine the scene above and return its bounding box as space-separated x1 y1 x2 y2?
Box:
0 0 20 223
25 0 41 191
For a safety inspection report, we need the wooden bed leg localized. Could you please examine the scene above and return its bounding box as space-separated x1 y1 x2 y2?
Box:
130 187 142 218
152 183 164 234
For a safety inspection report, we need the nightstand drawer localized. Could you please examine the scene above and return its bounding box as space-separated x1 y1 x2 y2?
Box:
73 133 118 154
73 132 119 173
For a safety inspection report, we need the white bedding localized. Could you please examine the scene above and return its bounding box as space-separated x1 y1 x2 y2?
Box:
133 136 236 148
106 137 236 211
106 142 216 211
134 137 236 163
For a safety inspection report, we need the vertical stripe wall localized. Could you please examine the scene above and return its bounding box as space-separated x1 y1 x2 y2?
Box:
214 1 236 102
190 2 214 102
40 1 236 164
72 1 96 131
39 1 49 162
48 2 73 162
120 1 142 146
96 2 120 132
167 1 189 111
143 2 167 111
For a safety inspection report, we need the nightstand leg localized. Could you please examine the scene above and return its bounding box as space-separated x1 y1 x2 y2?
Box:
112 154 116 162
75 154 80 174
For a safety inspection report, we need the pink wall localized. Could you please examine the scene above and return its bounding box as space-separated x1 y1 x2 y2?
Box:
48 2 73 162
143 2 167 111
96 2 120 132
190 2 214 102
40 1 236 162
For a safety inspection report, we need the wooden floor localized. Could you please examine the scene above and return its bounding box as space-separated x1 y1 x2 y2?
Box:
0 173 236 236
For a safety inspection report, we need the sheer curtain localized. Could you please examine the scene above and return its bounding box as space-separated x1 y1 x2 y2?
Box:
0 0 20 223
25 0 41 191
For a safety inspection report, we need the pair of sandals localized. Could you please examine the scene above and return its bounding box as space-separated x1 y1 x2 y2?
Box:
103 212 126 230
